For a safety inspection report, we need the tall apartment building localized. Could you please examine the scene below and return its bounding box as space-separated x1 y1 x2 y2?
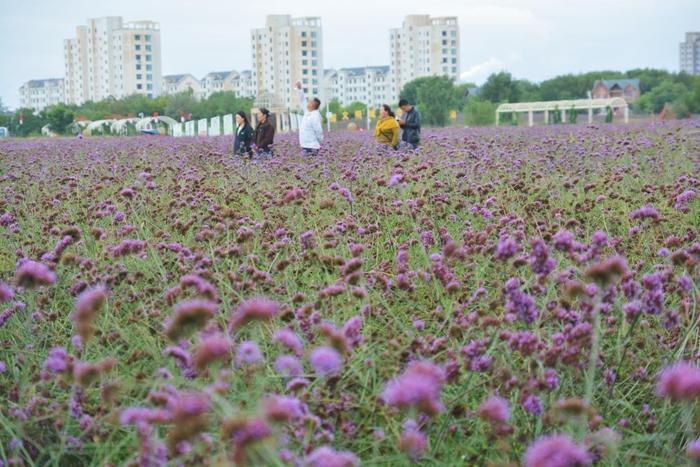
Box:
680 32 700 75
251 15 324 108
19 79 65 110
389 15 460 97
325 66 396 107
63 17 162 105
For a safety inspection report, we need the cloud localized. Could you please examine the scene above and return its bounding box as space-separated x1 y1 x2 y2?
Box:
460 58 506 84
459 4 552 40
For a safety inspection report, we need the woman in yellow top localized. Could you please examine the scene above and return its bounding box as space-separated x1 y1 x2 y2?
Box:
374 104 400 150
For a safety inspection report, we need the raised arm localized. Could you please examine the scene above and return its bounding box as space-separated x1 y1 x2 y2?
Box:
295 81 308 114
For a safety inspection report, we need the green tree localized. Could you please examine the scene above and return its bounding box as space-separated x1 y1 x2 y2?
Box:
634 81 690 113
10 108 45 136
480 72 520 103
464 99 496 126
327 98 342 115
164 90 198 119
44 104 75 134
400 76 458 126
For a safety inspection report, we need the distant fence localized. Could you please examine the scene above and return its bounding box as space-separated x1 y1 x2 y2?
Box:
170 108 464 137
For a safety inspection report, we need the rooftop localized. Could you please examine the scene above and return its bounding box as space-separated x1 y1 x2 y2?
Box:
22 78 64 89
593 78 640 90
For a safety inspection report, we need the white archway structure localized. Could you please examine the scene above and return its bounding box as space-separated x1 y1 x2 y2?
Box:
86 119 117 132
135 116 179 133
496 97 629 126
111 118 141 135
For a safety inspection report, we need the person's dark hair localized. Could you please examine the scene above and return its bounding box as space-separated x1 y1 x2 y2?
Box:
259 108 271 118
382 104 395 118
236 111 249 127
398 99 410 107
312 97 321 109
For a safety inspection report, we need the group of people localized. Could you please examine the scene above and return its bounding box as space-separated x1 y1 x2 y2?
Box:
232 83 421 158
373 99 421 150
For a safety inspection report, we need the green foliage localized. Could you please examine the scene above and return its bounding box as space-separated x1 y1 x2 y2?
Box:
463 99 496 126
45 105 76 134
552 106 561 124
327 98 342 116
400 76 460 126
634 81 690 114
480 71 521 103
605 106 614 123
568 106 577 124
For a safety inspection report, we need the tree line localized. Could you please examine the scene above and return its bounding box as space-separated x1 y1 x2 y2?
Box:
396 69 700 127
0 90 254 136
2 68 699 136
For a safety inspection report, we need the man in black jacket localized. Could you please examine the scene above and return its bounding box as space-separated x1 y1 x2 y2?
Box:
398 99 421 149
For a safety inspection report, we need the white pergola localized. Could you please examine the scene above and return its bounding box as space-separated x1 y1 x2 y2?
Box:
496 97 629 126
135 116 179 132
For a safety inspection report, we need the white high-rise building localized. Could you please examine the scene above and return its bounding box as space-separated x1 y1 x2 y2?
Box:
389 15 460 97
325 66 396 107
251 15 324 109
19 79 65 110
680 32 700 76
63 17 162 105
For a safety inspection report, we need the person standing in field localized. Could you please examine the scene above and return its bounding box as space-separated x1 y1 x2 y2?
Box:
294 81 323 156
398 99 421 149
253 108 275 158
374 104 400 150
233 111 254 157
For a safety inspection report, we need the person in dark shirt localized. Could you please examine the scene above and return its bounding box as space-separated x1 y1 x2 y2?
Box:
398 99 421 149
254 108 275 157
233 111 254 157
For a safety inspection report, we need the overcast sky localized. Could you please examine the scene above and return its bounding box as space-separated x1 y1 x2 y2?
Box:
1 0 698 109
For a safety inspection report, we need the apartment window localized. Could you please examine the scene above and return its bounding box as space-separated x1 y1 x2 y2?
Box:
135 44 141 50
136 54 141 60
311 31 317 38
311 51 317 57
137 74 142 79
145 45 152 51
302 59 308 65
147 74 153 81
312 41 317 47
146 55 152 61
301 31 307 37
135 34 141 40
451 58 457 64
302 51 308 56
312 60 317 66
145 35 151 41
136 64 142 70
313 88 317 94
302 41 307 46
137 84 142 89
452 48 457 55
147 83 153 90
442 31 447 36
146 64 152 71
451 31 457 37
303 69 308 75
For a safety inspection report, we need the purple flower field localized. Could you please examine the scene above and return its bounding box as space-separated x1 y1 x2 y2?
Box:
0 122 699 465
